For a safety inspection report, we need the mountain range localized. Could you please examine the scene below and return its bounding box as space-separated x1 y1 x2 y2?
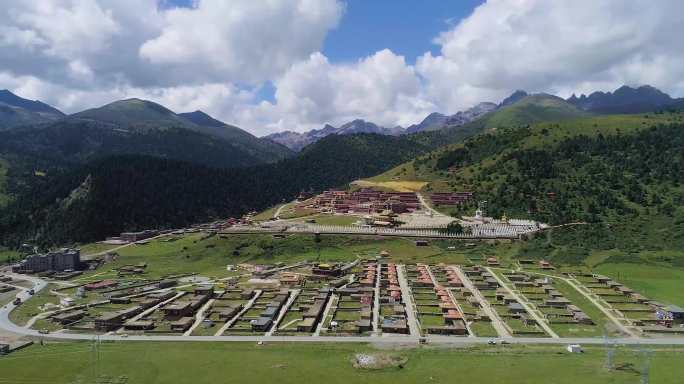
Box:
0 90 65 130
1 83 684 246
0 94 293 170
265 85 684 151
567 85 678 114
264 119 403 152
405 102 498 134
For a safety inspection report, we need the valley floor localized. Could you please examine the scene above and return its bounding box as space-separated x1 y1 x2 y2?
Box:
2 342 684 384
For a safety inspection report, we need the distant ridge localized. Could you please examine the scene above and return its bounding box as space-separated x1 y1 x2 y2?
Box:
0 98 293 169
567 85 678 114
0 90 64 129
265 119 403 151
406 102 497 134
0 90 64 117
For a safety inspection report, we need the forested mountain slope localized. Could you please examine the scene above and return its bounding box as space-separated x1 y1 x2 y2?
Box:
374 112 684 264
0 133 429 245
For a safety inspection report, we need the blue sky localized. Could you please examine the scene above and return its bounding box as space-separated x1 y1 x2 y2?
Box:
166 0 483 65
323 0 483 64
2 1 682 135
168 0 485 104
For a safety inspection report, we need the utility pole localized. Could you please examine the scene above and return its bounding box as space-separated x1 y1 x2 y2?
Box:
640 347 653 384
603 328 614 371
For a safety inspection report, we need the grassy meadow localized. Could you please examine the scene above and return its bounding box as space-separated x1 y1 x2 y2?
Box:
1 342 683 384
73 233 483 280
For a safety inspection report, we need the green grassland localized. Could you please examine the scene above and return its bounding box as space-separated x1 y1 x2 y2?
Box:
298 214 362 226
373 112 681 187
74 233 483 279
0 246 20 264
595 263 684 308
252 204 284 221
8 283 60 326
74 242 122 257
484 94 590 128
2 342 683 384
362 112 684 290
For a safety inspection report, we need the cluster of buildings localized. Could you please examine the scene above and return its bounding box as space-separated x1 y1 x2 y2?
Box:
581 274 684 332
248 290 291 332
299 188 475 215
429 192 474 207
379 263 408 334
12 248 81 274
106 230 159 243
408 264 469 335
293 288 332 332
301 188 422 215
0 275 16 294
503 272 593 326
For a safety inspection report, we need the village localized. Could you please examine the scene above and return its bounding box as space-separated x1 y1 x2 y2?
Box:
2 237 683 354
224 187 548 240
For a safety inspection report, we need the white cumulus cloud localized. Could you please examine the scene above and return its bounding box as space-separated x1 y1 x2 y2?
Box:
1 0 684 136
417 0 684 111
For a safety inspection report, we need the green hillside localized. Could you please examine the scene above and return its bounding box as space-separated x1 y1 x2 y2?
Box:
371 112 684 266
0 89 64 130
69 99 292 163
406 93 591 154
179 110 293 162
0 158 8 207
0 104 55 129
72 98 189 129
0 133 430 246
483 94 590 128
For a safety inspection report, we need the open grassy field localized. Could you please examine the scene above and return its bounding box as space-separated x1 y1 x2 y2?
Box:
351 179 428 192
594 263 684 307
1 342 683 383
297 214 361 226
253 204 284 221
73 234 476 280
76 242 122 257
8 283 60 326
0 246 20 264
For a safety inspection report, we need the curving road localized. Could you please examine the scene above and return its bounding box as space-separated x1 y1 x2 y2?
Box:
2 272 684 346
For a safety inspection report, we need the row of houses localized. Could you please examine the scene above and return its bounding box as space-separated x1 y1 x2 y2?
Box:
409 264 468 335
250 290 291 332
295 288 333 332
504 272 593 325
379 263 408 334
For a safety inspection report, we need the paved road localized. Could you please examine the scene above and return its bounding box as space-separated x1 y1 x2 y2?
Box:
396 265 420 337
452 266 512 338
267 289 299 336
372 264 381 334
314 291 337 336
415 192 446 218
273 204 289 220
520 269 638 338
3 273 684 346
486 267 559 338
214 290 262 336
185 298 216 336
